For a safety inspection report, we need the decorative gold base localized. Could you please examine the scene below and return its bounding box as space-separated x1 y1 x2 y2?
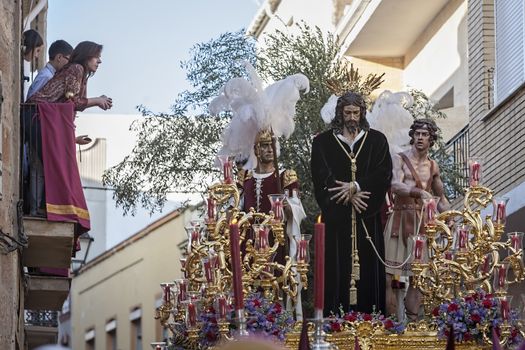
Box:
285 329 490 350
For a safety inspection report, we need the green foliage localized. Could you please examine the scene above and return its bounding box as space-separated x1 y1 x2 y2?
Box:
102 30 256 214
257 22 348 228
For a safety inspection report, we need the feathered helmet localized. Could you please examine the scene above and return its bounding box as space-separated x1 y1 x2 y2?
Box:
209 61 309 170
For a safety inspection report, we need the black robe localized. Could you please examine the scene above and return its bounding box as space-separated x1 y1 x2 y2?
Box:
310 129 392 315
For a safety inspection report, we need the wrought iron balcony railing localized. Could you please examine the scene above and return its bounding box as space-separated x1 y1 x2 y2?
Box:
25 309 59 328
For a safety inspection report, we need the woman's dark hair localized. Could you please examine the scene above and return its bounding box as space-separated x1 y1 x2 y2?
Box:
69 41 103 78
22 29 43 56
331 91 370 133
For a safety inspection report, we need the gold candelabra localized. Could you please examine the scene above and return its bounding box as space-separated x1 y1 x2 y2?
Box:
154 167 309 347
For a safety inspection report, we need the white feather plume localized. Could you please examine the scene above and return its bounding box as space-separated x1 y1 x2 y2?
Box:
367 90 414 154
209 61 309 168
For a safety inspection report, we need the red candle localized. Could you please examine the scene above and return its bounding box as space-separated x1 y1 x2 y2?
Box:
425 199 436 224
178 280 187 303
207 197 216 221
191 230 200 246
188 302 197 327
180 258 187 278
203 258 214 283
273 199 283 221
314 219 325 311
496 202 506 224
512 235 520 250
297 239 308 263
163 285 171 304
445 251 453 260
498 265 506 289
229 222 244 311
501 299 510 320
257 227 269 252
482 255 491 274
414 238 424 260
223 159 232 184
470 161 481 186
218 296 227 320
458 228 468 251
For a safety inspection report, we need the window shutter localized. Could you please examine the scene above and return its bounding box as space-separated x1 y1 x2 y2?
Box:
495 0 525 104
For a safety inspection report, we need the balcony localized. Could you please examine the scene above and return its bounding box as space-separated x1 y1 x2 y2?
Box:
25 274 70 310
444 124 469 201
22 217 75 269
25 310 59 349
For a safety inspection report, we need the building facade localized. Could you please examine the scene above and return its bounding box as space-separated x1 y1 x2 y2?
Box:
468 0 525 230
70 208 194 350
249 0 468 142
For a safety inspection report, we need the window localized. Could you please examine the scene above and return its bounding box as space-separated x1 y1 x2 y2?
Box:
105 319 117 350
494 0 525 104
130 307 142 350
85 328 95 350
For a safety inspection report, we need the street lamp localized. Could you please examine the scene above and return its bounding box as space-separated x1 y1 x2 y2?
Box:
71 232 93 275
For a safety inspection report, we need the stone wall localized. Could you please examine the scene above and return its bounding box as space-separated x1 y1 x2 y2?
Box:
0 0 24 349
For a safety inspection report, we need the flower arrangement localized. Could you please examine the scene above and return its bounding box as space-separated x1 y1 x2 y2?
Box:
432 289 523 345
323 307 405 334
169 292 294 349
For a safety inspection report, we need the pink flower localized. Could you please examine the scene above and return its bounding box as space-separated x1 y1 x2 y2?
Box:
470 313 481 323
363 313 372 321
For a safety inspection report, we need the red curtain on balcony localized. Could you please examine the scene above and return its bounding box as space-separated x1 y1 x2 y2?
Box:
37 102 90 234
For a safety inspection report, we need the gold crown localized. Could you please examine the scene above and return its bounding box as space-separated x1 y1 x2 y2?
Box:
255 129 273 144
325 63 385 97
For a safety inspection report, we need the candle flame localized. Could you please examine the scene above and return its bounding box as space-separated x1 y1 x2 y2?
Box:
317 215 322 224
231 218 238 225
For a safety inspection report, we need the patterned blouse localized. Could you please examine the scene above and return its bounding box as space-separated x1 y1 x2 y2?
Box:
27 63 88 111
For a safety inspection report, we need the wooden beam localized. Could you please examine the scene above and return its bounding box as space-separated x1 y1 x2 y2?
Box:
23 217 75 269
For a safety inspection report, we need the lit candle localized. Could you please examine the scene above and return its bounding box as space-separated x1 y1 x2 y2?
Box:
501 299 510 321
229 222 244 311
470 161 481 187
414 237 424 260
297 239 308 263
218 296 227 320
314 218 325 312
187 301 197 327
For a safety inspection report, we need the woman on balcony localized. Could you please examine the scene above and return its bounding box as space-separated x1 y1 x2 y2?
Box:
27 40 112 111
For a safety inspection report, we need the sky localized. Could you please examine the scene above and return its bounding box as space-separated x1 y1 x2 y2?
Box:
47 0 260 115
